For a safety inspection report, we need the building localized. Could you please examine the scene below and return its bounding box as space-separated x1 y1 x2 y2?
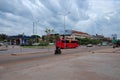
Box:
93 34 111 41
92 34 104 40
92 34 112 45
60 30 92 40
71 30 92 39
7 35 41 45
7 35 31 45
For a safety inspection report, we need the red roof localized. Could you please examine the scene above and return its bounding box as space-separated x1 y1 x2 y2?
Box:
72 30 89 35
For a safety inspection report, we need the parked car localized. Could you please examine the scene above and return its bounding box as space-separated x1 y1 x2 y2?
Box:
0 43 8 51
0 42 4 46
97 43 101 46
87 44 93 47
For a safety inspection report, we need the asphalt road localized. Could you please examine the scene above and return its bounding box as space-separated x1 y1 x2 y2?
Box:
0 45 54 54
0 46 112 65
0 46 119 80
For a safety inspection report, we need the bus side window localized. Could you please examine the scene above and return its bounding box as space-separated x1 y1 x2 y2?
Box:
71 41 75 43
66 40 69 43
62 40 65 43
62 40 69 43
71 41 78 43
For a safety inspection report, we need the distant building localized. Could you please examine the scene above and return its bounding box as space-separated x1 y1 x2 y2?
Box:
7 35 31 45
112 34 117 44
71 30 92 39
92 34 104 40
112 34 117 40
60 30 92 40
92 34 112 43
7 35 41 45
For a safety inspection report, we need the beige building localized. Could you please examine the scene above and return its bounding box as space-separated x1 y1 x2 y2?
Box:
61 30 92 40
71 30 92 39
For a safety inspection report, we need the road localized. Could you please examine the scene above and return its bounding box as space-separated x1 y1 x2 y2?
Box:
0 46 111 65
0 45 54 54
0 46 120 80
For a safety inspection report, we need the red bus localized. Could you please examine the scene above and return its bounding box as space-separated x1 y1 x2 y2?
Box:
55 39 78 49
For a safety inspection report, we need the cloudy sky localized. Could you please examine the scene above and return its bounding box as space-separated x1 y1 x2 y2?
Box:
0 0 120 38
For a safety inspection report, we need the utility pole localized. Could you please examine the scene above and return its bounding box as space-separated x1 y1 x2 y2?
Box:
58 11 70 48
33 22 35 35
33 20 39 43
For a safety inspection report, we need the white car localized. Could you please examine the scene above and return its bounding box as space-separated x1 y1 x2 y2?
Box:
0 42 8 50
87 44 93 47
0 42 4 46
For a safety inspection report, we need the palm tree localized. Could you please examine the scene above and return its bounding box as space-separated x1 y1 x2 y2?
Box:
44 28 54 42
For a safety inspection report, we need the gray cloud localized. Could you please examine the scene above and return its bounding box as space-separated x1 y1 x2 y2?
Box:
0 0 120 38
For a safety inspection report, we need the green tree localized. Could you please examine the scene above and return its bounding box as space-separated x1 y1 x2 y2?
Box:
76 38 101 45
45 28 54 35
0 34 7 41
44 28 54 42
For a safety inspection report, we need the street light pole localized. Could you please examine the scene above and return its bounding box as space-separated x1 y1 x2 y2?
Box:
33 22 35 35
59 12 70 48
33 20 39 43
64 15 65 38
